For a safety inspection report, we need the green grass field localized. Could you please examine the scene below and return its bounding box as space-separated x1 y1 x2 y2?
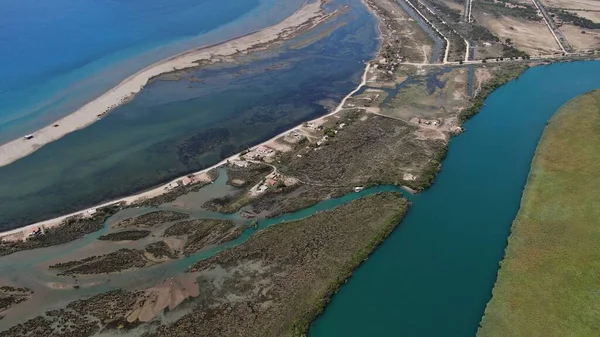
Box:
477 90 600 337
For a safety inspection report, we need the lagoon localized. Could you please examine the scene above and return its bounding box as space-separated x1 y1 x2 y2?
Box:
0 0 379 231
0 0 308 143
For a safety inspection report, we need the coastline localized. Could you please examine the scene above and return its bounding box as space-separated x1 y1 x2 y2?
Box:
0 62 373 241
0 0 327 168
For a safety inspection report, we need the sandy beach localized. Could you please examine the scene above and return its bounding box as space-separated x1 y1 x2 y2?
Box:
0 0 326 168
0 62 373 241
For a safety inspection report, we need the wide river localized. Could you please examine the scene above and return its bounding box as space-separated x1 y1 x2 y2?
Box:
310 60 600 336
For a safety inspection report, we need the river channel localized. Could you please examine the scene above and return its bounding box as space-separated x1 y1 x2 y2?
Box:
310 60 600 336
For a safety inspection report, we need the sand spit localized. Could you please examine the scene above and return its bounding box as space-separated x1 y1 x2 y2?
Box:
0 0 326 168
0 44 373 244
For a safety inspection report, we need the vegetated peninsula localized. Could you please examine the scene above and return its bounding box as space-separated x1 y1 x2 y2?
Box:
478 90 600 337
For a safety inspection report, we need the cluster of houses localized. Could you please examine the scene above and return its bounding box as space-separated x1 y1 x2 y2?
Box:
316 135 330 146
414 116 463 134
417 118 441 126
243 145 275 161
304 121 323 131
165 176 194 191
284 131 306 144
254 172 285 194
493 0 528 9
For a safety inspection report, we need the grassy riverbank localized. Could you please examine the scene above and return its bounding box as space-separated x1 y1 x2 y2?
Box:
478 89 600 337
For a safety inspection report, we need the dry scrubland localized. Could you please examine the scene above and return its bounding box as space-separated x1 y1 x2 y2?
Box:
478 90 600 337
541 0 600 10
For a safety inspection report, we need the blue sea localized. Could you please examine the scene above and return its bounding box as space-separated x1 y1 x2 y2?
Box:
0 0 307 144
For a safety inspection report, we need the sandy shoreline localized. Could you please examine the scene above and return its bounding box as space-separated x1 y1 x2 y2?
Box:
0 63 373 241
0 0 326 168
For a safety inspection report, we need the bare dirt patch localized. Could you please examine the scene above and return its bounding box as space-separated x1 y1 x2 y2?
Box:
442 0 466 13
485 16 562 55
559 24 600 50
570 10 600 23
541 0 600 10
475 66 493 93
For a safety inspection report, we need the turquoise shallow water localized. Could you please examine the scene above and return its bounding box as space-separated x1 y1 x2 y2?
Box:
309 60 600 336
0 0 307 142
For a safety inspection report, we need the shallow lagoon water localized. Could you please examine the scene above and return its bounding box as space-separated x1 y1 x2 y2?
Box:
0 178 403 329
0 0 309 142
0 0 380 230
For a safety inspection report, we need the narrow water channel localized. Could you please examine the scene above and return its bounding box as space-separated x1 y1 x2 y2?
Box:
395 0 444 63
309 60 600 336
0 172 406 329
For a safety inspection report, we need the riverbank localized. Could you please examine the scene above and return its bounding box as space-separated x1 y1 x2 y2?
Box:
477 89 600 337
0 0 327 168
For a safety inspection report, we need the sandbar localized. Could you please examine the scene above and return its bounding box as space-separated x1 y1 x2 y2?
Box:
0 0 326 168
